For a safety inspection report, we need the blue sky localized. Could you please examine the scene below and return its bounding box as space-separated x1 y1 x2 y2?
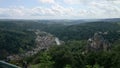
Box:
0 0 120 19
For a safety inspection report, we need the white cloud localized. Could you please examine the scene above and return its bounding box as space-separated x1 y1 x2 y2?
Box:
0 7 27 17
88 1 120 18
50 4 74 16
0 5 77 19
38 0 55 4
63 0 81 4
0 0 120 19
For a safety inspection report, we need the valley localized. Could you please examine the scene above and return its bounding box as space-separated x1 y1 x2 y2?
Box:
0 19 120 68
6 30 62 61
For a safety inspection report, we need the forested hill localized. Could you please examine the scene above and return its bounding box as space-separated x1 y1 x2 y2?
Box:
0 29 36 59
0 19 120 68
53 22 120 41
0 20 120 41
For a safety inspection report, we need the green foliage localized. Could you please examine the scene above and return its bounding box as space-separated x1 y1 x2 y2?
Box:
0 30 36 59
64 64 72 68
28 41 87 68
34 22 120 42
28 40 120 68
86 64 104 68
0 20 120 68
1 20 120 41
38 52 54 68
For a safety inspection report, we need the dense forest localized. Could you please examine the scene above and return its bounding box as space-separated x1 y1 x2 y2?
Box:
0 19 120 68
0 29 36 59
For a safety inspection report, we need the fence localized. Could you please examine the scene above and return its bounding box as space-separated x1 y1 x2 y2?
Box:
0 61 21 68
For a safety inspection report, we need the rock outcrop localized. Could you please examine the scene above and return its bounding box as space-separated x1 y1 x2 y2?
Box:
7 30 62 61
86 32 111 52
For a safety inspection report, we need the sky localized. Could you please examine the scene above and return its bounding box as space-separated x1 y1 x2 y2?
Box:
0 0 120 19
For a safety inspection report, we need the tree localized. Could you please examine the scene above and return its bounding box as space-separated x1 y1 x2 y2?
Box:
39 52 54 68
64 64 72 68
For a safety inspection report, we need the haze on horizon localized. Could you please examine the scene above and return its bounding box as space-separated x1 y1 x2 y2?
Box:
0 0 120 19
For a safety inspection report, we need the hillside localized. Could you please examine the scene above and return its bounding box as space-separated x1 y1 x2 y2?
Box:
48 22 120 41
0 29 36 59
0 19 120 68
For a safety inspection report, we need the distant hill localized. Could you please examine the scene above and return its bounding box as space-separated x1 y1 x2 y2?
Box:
0 19 120 41
99 18 120 22
1 18 120 25
44 21 120 41
0 19 120 60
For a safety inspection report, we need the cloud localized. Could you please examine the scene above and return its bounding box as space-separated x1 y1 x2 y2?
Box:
38 0 55 4
31 4 76 17
0 0 120 19
63 0 80 4
50 4 74 16
88 1 120 18
0 5 77 19
0 7 27 17
63 0 120 18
